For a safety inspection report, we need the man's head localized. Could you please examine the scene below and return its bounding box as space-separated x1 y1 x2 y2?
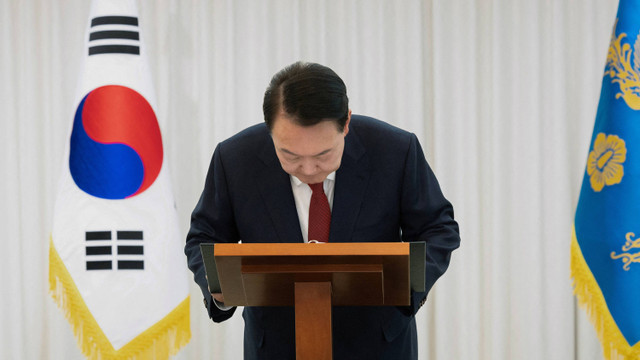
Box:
263 62 351 184
263 61 349 131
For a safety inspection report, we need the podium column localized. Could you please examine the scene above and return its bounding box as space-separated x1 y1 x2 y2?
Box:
295 282 332 360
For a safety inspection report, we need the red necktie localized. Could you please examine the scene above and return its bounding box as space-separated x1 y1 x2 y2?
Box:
308 183 331 242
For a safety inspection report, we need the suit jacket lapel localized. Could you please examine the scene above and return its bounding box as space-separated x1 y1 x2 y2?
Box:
331 128 370 242
256 136 304 243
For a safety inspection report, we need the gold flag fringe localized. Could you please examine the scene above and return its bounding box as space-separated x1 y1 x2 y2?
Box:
49 238 191 359
571 226 640 359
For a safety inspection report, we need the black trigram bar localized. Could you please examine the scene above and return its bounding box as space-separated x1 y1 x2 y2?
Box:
89 45 139 55
118 260 144 270
117 245 143 255
91 16 138 27
87 261 112 270
86 246 112 256
88 16 140 56
117 231 143 240
86 231 111 240
90 30 139 41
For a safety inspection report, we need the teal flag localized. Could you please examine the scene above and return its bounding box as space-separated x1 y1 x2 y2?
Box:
573 0 640 358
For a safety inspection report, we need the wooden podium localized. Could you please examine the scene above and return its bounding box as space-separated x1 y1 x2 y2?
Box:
200 242 425 360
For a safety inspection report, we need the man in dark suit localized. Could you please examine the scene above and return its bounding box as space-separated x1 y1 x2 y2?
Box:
185 62 460 359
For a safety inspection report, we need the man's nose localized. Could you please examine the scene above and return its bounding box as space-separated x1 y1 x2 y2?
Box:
299 159 317 175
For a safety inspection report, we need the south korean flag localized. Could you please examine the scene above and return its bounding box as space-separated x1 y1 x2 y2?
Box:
50 1 191 358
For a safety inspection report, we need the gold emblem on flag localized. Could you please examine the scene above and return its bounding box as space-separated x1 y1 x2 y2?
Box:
611 232 640 270
605 22 640 110
586 133 626 192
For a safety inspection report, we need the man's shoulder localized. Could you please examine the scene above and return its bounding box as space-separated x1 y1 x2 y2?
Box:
218 123 270 152
349 115 414 145
214 123 274 168
223 123 269 143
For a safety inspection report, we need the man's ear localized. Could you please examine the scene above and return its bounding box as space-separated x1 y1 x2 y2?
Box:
343 110 352 136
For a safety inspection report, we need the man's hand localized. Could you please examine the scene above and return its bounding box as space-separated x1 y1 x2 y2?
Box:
212 292 225 303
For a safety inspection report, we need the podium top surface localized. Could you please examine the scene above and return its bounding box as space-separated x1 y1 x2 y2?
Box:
213 242 410 257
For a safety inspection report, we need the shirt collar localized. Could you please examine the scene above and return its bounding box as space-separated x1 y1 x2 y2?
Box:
291 171 336 187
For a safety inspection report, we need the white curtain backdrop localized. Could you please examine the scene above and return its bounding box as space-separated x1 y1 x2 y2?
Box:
0 0 619 359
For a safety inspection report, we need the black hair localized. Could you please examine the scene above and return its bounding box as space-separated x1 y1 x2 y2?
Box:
263 61 349 131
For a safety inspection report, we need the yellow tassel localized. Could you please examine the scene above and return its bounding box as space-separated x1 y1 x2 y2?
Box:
49 237 191 359
571 226 640 359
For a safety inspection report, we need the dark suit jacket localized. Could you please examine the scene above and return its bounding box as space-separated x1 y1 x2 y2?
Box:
185 115 460 360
